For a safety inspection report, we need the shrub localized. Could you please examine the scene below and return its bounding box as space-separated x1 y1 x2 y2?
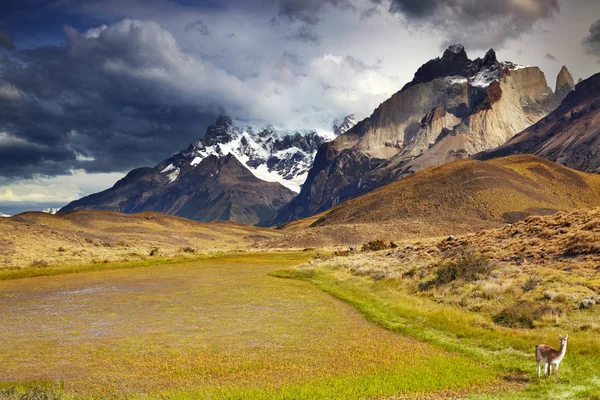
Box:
522 276 541 292
149 247 160 256
30 260 50 268
181 246 195 253
493 302 537 328
418 248 495 291
493 301 563 328
57 246 66 253
361 240 389 252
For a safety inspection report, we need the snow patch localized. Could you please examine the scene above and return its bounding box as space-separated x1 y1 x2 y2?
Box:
470 67 499 89
447 76 468 85
161 164 176 173
167 168 180 183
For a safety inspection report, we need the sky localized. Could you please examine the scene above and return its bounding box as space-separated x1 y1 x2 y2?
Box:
1 0 600 214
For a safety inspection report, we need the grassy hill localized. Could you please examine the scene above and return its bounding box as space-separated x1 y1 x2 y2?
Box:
0 210 282 268
264 155 600 248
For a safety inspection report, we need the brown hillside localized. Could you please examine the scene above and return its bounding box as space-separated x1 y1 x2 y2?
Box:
311 155 600 227
0 210 281 268
263 155 600 248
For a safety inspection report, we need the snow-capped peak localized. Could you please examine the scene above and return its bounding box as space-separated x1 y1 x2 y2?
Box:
42 208 60 214
161 115 352 192
0 212 10 218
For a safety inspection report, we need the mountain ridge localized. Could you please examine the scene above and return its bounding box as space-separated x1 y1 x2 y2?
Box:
269 45 572 226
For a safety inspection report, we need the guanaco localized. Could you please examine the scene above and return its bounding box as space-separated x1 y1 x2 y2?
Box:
536 334 568 378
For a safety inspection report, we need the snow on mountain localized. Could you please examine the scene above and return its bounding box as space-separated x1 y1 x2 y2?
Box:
0 212 10 218
43 208 60 214
163 115 355 193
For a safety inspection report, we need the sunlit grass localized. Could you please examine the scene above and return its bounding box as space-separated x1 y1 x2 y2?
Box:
0 252 499 399
273 266 600 399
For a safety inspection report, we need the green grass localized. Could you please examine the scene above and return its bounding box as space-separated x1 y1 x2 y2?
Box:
0 252 499 399
271 267 600 399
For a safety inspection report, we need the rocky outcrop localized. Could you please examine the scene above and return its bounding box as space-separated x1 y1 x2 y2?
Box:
269 45 563 226
475 73 600 174
555 66 575 104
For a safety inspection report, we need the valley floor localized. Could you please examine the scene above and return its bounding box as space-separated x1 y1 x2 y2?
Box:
0 252 503 399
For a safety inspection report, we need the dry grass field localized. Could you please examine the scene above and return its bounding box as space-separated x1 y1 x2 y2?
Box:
0 252 502 399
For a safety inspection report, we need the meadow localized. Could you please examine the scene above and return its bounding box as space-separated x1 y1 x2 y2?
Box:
0 252 502 399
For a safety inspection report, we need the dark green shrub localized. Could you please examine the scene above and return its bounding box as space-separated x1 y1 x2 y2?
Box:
493 301 537 328
493 301 563 328
419 247 495 290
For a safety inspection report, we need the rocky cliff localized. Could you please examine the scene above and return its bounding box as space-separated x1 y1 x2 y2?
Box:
270 45 564 225
475 73 600 173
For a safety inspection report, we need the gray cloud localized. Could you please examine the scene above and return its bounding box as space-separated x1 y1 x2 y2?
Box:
545 52 557 61
275 0 355 25
0 19 401 181
184 19 210 36
376 0 560 49
0 21 220 180
285 25 322 45
0 32 14 50
583 19 600 61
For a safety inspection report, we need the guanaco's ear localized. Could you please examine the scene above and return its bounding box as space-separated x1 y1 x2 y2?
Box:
565 334 568 339
559 334 563 339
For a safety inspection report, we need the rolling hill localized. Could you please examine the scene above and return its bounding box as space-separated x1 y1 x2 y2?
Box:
0 210 282 268
264 155 600 248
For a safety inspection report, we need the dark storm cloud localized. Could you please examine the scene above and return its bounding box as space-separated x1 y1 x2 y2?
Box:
285 25 322 45
275 0 355 25
0 21 218 180
374 0 560 49
184 19 210 36
0 32 14 50
583 19 600 61
545 53 557 61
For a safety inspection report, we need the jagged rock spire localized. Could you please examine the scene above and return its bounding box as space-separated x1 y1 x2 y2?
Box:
555 66 575 103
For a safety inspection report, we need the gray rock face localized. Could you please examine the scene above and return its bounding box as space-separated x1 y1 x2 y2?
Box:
269 45 561 226
475 72 600 174
555 66 575 103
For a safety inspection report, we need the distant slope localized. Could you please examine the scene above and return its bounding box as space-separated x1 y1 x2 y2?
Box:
60 154 296 226
0 210 282 267
263 155 600 248
476 73 600 173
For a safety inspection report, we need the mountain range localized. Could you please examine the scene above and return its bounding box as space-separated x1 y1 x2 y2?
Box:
59 44 600 228
60 116 353 225
270 45 575 225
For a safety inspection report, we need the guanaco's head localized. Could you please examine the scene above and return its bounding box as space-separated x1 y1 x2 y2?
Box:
559 334 568 346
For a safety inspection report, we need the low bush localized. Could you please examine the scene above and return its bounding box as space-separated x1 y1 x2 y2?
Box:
522 276 541 292
181 246 195 253
361 240 389 252
30 260 50 268
493 301 563 328
419 247 495 291
149 247 160 256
